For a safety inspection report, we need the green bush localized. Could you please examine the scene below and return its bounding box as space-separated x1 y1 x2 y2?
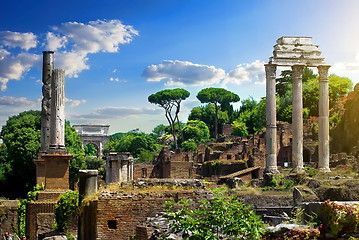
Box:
55 191 80 232
17 184 44 236
182 139 198 152
164 189 264 239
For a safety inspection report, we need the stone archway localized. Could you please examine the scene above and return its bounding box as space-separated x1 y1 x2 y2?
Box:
73 124 110 158
265 36 330 174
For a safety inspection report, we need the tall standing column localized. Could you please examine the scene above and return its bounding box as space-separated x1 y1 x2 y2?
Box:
318 65 331 172
40 51 54 152
291 65 304 172
49 69 66 150
265 64 279 174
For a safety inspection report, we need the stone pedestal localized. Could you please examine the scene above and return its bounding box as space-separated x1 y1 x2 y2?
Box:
34 153 46 186
41 153 73 190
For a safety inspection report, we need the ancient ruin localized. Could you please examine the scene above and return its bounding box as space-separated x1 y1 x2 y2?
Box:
73 124 110 158
34 51 73 190
106 152 134 183
265 37 330 173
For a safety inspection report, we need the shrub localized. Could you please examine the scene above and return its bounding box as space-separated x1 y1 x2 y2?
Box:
164 189 264 239
182 139 198 152
55 191 80 232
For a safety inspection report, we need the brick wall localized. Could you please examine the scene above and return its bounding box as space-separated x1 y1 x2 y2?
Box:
27 201 56 240
169 162 193 179
133 163 153 179
89 190 206 240
0 200 19 234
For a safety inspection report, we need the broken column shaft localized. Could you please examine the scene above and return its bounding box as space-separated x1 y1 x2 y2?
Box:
49 69 66 150
40 51 54 152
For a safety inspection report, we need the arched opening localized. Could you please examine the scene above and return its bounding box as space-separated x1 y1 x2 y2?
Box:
84 143 99 157
84 143 104 170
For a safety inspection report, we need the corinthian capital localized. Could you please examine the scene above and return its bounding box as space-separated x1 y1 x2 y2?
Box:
318 65 330 80
265 64 277 79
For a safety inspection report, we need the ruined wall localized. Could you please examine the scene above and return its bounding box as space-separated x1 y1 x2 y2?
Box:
134 163 153 179
170 162 194 179
91 190 207 240
0 200 19 234
27 200 78 240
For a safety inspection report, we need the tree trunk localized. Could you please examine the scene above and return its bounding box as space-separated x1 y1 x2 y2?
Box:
175 101 184 144
165 109 177 149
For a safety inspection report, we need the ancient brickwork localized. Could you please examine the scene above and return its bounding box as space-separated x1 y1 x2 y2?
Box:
27 201 56 240
133 163 153 179
0 200 19 234
84 190 208 240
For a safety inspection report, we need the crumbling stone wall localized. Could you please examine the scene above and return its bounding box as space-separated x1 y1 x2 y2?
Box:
134 163 153 179
87 190 209 240
0 200 19 234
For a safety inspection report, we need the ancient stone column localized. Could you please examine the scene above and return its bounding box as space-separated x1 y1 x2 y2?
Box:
49 69 66 150
40 51 54 152
265 64 279 174
291 65 304 172
318 65 331 172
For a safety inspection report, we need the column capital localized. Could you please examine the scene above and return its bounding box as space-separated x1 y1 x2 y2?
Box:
265 64 277 79
291 64 305 75
318 65 331 80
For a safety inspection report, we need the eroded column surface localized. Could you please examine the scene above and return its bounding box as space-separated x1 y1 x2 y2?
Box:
291 65 304 172
318 65 331 172
49 69 66 150
265 64 279 174
40 51 54 152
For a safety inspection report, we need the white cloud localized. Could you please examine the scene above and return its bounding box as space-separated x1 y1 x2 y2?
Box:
0 96 38 107
0 52 41 91
44 19 138 78
52 19 138 54
65 98 86 107
0 31 37 51
224 60 265 85
54 52 89 78
72 106 160 119
331 52 359 76
0 19 138 91
46 32 67 51
142 60 226 86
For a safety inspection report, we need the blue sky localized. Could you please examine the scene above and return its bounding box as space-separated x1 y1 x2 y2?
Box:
1 0 359 135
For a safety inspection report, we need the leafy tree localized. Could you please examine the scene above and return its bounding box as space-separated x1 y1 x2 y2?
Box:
196 88 239 140
85 156 105 170
164 189 263 239
182 139 198 152
103 131 163 162
303 75 352 116
188 104 229 139
237 97 266 134
148 88 190 149
276 67 316 97
152 124 166 138
0 110 41 198
0 111 86 197
231 120 248 137
276 69 293 97
84 143 97 156
65 121 86 189
182 120 210 143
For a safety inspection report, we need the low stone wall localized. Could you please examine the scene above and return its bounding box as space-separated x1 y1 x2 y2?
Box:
0 200 19 234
